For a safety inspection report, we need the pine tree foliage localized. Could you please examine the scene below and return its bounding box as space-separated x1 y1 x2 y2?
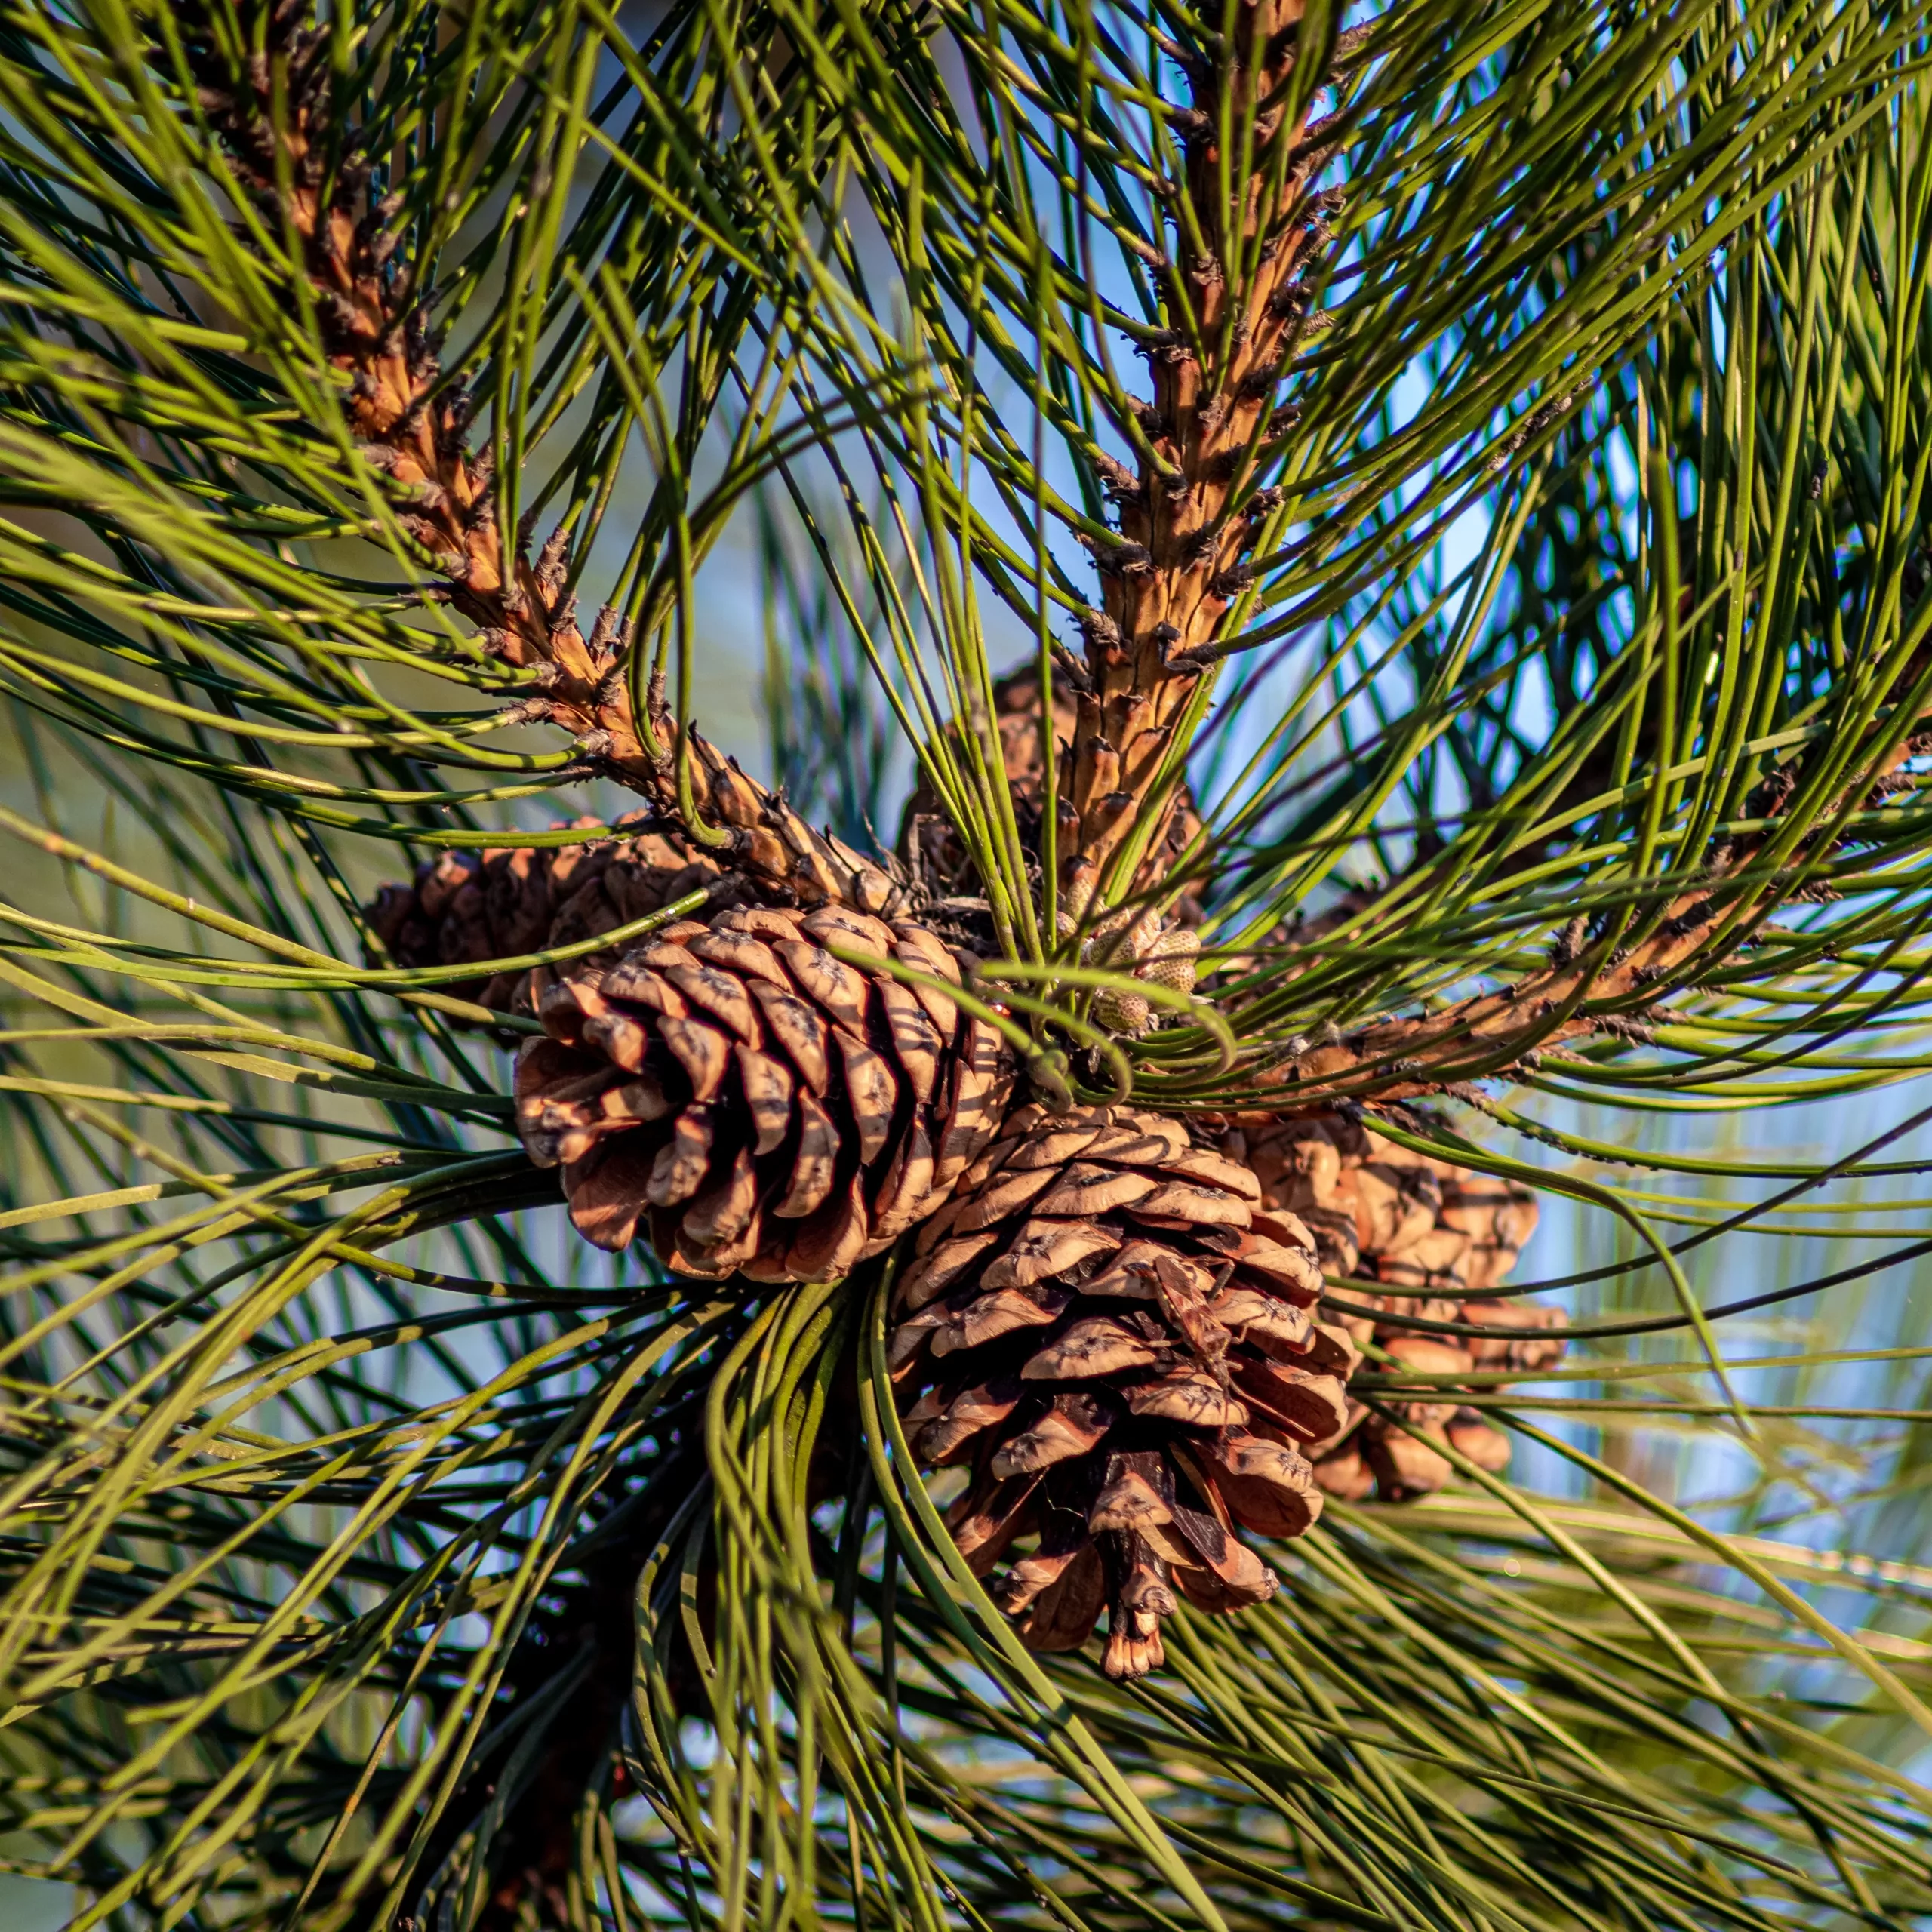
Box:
0 0 1929 1926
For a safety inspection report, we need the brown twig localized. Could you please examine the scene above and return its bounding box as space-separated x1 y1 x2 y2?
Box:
1066 0 1342 906
1247 740 1932 1108
172 1 912 916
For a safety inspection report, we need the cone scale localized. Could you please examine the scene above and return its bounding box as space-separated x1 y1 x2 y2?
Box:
368 818 731 1013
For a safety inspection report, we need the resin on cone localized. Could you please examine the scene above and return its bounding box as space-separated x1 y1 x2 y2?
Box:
1230 1110 1564 1499
892 1103 1353 1679
516 903 1012 1281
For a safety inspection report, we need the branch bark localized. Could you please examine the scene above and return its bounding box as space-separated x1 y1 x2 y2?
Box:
1247 737 1929 1110
1067 1 1341 904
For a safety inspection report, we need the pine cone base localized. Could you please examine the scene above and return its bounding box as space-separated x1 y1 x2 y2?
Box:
367 817 731 1014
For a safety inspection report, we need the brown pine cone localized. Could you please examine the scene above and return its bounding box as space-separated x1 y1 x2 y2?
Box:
515 903 1014 1282
365 817 732 1014
1229 1111 1564 1500
891 1103 1353 1680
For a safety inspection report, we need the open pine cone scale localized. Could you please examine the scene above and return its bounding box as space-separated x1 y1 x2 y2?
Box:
890 1101 1355 1679
367 815 737 1014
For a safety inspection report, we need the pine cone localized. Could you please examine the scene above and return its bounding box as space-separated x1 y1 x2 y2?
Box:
1230 1112 1564 1500
891 1103 1353 1680
365 817 732 1014
515 903 1014 1281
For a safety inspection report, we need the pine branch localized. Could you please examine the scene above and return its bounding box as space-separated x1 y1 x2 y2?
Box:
399 1434 712 1931
1256 740 1931 1106
171 0 914 918
1066 1 1342 909
6 3 1929 1916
